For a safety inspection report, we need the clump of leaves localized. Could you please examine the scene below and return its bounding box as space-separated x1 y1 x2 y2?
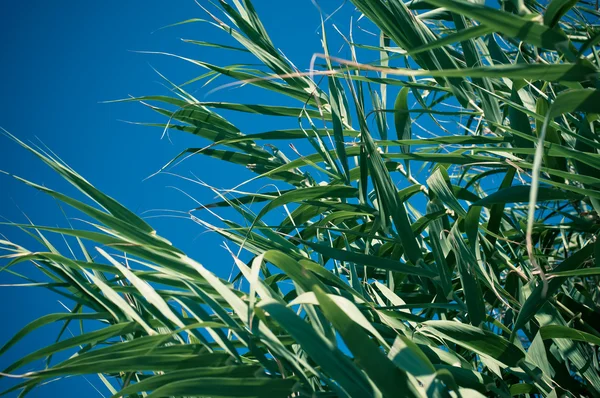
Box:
1 0 600 397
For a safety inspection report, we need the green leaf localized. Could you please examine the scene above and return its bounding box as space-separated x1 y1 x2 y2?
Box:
474 186 582 206
544 0 579 27
393 86 412 152
511 243 596 339
449 226 486 327
420 321 526 368
302 241 436 278
540 325 600 347
314 285 419 397
425 0 571 51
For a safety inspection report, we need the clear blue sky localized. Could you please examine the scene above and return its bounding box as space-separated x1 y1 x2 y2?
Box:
0 1 355 395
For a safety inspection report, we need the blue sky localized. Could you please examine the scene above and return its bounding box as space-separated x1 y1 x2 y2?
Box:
0 1 359 395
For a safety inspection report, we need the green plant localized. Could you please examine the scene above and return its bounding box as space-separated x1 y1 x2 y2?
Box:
2 0 600 396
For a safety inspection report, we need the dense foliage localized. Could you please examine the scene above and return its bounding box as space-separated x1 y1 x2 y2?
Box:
2 0 600 396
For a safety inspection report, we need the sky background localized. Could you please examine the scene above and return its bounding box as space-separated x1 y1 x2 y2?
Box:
0 1 359 395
